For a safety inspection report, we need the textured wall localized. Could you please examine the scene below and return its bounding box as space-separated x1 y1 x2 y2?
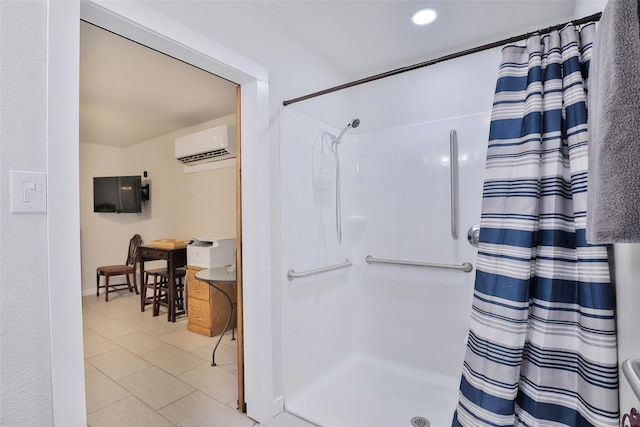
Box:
0 1 54 425
79 115 237 295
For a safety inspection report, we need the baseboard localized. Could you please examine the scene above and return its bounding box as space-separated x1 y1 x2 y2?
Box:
272 395 284 416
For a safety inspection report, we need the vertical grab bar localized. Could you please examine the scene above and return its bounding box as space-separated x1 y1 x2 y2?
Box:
450 129 458 239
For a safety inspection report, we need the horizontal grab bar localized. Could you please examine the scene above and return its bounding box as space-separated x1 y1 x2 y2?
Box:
622 359 640 401
365 255 473 273
287 258 353 281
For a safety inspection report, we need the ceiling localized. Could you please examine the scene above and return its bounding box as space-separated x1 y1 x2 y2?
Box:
80 1 579 147
80 22 238 147
254 0 577 77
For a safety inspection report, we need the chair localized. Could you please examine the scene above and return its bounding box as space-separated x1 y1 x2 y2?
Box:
96 234 142 302
142 267 186 320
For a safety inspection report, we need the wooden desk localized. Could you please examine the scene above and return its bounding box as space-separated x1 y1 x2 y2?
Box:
138 245 187 322
195 266 237 366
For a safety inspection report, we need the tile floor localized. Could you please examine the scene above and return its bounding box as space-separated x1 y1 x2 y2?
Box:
83 290 316 427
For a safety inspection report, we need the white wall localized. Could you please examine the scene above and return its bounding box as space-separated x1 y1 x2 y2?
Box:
80 115 237 295
353 114 487 371
0 1 55 425
573 0 607 17
279 109 359 397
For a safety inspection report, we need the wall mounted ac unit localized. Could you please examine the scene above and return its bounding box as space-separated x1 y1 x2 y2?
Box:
174 125 236 166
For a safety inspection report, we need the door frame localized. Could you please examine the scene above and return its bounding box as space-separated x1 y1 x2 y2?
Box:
47 0 275 424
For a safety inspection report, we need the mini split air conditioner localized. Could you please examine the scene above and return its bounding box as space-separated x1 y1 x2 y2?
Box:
174 125 236 166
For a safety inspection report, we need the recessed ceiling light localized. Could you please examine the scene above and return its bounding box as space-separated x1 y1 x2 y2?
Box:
411 8 437 26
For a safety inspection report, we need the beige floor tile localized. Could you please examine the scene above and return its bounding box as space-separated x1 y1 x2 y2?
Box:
82 294 105 308
218 330 238 349
88 348 152 380
106 307 147 325
84 328 120 358
82 306 109 326
190 340 237 373
158 329 215 352
85 370 131 414
85 317 139 340
178 363 237 404
226 397 237 407
113 331 165 355
159 390 256 427
84 286 247 424
122 311 188 337
85 293 138 315
85 359 97 374
108 291 143 308
118 367 195 410
140 345 208 376
87 395 174 427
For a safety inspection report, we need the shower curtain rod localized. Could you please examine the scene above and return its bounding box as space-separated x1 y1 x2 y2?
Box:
282 12 601 106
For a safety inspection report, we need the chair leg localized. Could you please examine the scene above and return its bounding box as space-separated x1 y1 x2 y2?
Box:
167 278 173 322
169 277 186 321
126 275 133 293
105 275 110 302
176 278 185 311
96 272 100 297
153 276 161 317
142 272 148 312
132 271 139 295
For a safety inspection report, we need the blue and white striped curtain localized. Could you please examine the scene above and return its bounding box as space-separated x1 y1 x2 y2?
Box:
452 23 619 427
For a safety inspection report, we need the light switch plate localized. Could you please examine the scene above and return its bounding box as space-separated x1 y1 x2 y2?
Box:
10 170 47 213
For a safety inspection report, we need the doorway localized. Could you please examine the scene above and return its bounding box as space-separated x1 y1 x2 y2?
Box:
47 1 273 424
80 20 246 423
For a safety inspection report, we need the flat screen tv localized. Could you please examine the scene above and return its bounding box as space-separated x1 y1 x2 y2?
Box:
93 176 142 213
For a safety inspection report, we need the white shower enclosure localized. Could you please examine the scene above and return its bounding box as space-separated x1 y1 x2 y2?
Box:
279 50 500 427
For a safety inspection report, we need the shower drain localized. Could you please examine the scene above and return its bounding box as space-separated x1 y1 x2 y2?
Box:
410 416 430 427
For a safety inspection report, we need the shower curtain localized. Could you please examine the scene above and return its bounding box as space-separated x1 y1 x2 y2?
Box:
452 23 619 427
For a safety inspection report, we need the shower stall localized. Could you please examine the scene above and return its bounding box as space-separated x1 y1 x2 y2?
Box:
279 49 501 427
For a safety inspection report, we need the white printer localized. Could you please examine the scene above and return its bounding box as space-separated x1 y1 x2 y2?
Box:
187 238 236 269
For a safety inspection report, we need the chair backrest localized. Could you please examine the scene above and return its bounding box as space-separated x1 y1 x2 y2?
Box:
126 234 143 268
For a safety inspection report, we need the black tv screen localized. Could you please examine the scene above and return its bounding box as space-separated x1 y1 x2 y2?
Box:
93 176 142 213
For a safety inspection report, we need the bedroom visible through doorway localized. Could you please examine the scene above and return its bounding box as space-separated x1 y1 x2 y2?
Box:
79 20 246 423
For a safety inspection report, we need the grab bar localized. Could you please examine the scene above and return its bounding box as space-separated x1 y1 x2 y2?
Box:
366 255 473 273
287 258 353 281
450 129 458 239
622 359 640 401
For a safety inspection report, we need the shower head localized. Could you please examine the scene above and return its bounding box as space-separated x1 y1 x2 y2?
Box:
336 118 361 143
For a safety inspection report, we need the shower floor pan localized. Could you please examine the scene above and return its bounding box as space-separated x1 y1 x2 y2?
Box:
285 353 459 427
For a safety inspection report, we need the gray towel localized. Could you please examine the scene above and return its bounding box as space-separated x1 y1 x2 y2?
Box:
587 0 640 243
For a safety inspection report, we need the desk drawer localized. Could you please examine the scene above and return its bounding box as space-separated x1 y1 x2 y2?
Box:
186 267 210 300
187 279 210 301
187 298 211 329
140 248 168 260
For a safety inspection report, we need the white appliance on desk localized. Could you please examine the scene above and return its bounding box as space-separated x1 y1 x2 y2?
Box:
187 238 236 269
